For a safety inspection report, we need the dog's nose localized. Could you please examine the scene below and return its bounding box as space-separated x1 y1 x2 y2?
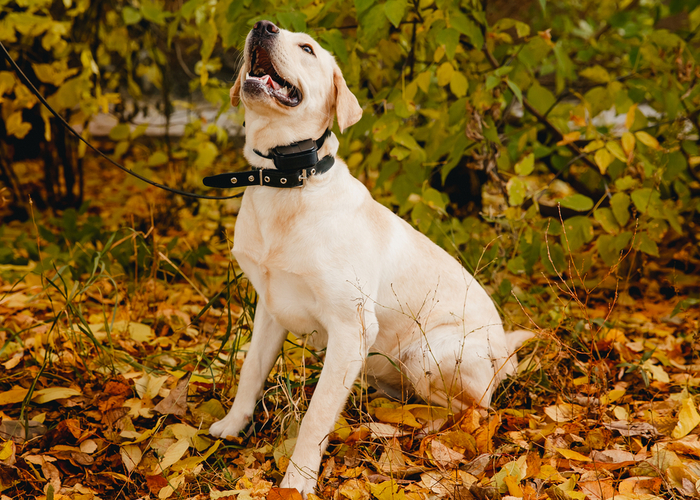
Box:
253 20 279 35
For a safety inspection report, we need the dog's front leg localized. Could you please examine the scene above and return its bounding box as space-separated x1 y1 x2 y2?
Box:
210 300 287 439
281 316 378 497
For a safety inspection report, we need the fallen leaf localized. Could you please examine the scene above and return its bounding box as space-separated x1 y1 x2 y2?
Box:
121 444 143 473
602 421 659 438
0 386 29 405
366 422 410 439
555 448 591 462
580 479 615 500
268 488 304 500
375 406 422 428
671 397 700 439
155 438 190 473
32 387 82 403
430 439 465 468
544 403 584 423
154 372 191 416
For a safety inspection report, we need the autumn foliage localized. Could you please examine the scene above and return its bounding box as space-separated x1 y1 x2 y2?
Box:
1 0 700 499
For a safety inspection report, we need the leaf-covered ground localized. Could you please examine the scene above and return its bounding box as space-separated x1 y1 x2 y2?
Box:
1 157 700 500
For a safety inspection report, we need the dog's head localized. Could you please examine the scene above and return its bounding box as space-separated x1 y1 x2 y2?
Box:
231 21 362 135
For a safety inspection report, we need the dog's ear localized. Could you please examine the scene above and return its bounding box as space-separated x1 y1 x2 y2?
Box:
230 66 244 107
333 65 362 133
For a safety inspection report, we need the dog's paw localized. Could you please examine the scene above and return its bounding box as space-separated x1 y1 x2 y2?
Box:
280 468 317 498
208 413 250 439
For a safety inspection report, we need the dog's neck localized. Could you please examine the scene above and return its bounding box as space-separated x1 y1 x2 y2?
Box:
242 115 338 170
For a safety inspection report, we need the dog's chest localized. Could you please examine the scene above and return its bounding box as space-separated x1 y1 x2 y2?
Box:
233 196 327 341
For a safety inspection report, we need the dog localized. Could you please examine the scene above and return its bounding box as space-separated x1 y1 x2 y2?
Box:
208 20 532 496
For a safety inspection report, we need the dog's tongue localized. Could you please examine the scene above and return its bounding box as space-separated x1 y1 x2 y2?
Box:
260 74 281 91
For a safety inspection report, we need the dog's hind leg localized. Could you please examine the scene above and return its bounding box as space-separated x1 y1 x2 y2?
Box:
210 300 287 439
400 324 516 410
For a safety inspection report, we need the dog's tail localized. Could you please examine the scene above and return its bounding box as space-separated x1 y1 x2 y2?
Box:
506 329 535 353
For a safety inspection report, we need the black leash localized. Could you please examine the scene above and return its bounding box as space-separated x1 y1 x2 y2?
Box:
1 40 241 200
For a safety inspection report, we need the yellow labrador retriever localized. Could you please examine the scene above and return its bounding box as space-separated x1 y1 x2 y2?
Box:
208 20 531 496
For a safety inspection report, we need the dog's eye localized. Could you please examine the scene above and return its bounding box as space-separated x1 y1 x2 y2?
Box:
300 44 315 55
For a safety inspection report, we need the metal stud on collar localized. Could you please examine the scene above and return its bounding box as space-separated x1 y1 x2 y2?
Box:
264 176 270 183
231 177 238 184
280 178 287 184
248 175 255 182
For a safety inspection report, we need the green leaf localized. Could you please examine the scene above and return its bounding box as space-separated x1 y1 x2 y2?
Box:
560 194 593 212
123 6 142 25
320 30 348 64
630 188 662 216
637 233 659 257
141 0 169 25
562 216 594 251
148 151 168 167
538 0 546 12
515 153 535 176
610 193 631 226
450 71 467 97
671 298 700 318
507 177 527 206
506 79 523 106
579 65 611 83
606 142 627 163
393 130 420 150
437 28 459 60
594 208 620 233
540 242 566 274
109 124 131 141
451 13 483 49
526 83 555 115
383 0 407 28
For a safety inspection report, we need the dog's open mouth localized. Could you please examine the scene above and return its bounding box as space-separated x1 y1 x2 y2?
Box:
246 46 302 107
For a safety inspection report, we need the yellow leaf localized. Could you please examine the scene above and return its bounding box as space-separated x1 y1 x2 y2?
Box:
606 141 627 163
621 131 636 156
0 386 29 405
671 397 700 439
594 148 613 174
375 407 422 428
436 62 454 87
121 444 143 473
625 104 637 130
369 480 406 500
582 139 604 153
6 111 32 139
0 440 14 461
555 447 592 462
405 404 450 422
635 131 660 150
156 439 190 473
544 403 584 422
32 387 81 404
504 475 523 497
334 415 352 441
338 478 369 500
689 156 700 167
600 388 626 405
556 131 580 146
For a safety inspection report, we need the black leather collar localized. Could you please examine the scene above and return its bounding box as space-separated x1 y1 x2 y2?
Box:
203 130 334 190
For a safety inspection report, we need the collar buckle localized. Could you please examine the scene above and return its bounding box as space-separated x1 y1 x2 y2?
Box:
299 168 308 187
